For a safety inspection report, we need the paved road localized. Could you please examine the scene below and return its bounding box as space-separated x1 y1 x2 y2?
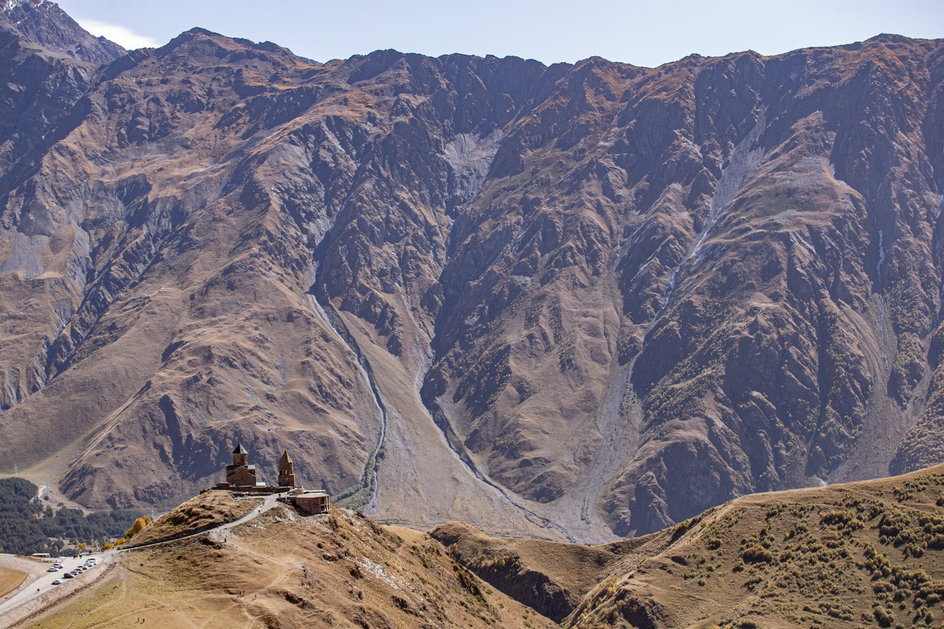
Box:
204 494 280 538
0 552 106 618
0 494 281 622
121 494 281 550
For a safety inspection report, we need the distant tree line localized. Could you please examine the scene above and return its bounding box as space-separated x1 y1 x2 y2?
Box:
0 477 145 555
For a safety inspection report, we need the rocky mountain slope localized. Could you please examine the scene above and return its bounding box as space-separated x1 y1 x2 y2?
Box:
26 498 555 628
0 0 124 63
437 463 944 628
0 0 943 541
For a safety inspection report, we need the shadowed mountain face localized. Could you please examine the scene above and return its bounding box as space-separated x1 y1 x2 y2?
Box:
0 3 942 540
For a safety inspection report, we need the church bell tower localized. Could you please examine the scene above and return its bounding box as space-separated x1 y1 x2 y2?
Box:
278 450 296 488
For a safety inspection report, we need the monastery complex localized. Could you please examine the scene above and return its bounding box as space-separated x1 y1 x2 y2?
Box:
215 444 328 515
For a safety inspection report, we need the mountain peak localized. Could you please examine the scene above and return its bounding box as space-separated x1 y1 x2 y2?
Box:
865 32 921 46
0 0 124 63
1 0 41 11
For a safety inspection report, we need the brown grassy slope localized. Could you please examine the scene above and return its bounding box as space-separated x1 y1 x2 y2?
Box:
568 463 944 628
434 464 944 628
0 567 26 598
124 491 260 547
32 503 555 628
431 515 684 622
432 520 623 622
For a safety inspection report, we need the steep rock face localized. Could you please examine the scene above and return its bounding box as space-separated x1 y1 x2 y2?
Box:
0 31 386 509
426 38 944 536
0 25 101 413
0 8 943 540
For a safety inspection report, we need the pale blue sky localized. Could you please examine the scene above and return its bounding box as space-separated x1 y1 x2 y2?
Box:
56 0 944 67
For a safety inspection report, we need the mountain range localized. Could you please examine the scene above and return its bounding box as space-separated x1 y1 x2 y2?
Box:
0 0 943 543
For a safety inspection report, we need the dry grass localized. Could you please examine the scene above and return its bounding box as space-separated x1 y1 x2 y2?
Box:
568 464 944 628
31 565 249 629
432 520 619 621
0 566 27 598
428 465 944 627
30 504 555 628
124 491 260 547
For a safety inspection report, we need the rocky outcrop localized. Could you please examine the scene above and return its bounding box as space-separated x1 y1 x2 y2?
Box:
0 5 943 540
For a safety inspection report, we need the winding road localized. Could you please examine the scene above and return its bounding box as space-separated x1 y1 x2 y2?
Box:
0 495 281 627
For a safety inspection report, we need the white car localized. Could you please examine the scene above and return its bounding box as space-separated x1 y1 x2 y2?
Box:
46 566 58 572
51 579 62 585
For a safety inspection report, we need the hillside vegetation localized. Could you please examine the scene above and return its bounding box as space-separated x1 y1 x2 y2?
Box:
436 464 944 628
23 465 944 628
0 478 144 554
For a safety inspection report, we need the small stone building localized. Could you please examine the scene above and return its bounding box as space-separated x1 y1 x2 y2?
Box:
225 444 260 487
289 490 329 515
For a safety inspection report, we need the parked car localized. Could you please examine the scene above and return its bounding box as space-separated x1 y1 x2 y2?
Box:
52 579 62 585
46 566 58 572
63 573 74 579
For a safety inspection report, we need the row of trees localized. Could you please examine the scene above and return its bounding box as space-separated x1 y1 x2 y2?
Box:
0 477 148 555
101 516 153 549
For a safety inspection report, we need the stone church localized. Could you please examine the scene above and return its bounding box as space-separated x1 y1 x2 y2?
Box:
222 444 297 490
225 444 262 487
216 443 328 514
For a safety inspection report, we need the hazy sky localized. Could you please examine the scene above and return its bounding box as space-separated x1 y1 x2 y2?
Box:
56 0 944 67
